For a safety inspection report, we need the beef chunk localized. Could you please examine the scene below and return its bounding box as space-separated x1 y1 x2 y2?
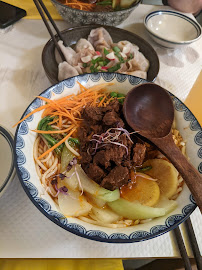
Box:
93 150 111 168
103 111 124 127
101 166 129 190
105 146 127 166
83 106 103 124
80 151 92 164
84 163 106 184
91 125 103 134
78 100 135 190
103 99 120 113
78 125 89 143
133 143 146 166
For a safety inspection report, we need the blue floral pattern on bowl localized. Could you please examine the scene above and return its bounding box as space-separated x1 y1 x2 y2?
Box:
50 0 141 26
14 73 200 243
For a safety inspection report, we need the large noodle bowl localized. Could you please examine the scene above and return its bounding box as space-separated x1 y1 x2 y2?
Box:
17 82 185 228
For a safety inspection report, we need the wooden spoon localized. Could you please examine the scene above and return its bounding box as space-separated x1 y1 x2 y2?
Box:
123 83 202 211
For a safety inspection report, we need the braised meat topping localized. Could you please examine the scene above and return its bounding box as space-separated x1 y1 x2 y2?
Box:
100 166 129 191
78 99 147 190
133 143 147 166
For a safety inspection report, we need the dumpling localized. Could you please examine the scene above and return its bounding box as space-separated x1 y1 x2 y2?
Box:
58 61 79 81
58 40 77 66
75 38 95 53
88 27 113 51
128 51 149 72
117 41 139 55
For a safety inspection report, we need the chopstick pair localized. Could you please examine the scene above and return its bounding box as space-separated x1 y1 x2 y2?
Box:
173 217 202 270
33 0 66 61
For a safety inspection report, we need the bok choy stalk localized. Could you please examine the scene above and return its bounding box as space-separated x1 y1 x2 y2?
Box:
108 196 177 220
37 116 63 155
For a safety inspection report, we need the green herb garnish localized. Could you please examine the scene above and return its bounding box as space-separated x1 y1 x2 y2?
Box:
137 166 152 172
108 63 121 72
113 46 121 53
110 92 118 98
104 48 110 55
68 137 80 145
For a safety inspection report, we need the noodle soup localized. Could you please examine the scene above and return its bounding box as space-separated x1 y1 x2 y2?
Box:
16 82 185 228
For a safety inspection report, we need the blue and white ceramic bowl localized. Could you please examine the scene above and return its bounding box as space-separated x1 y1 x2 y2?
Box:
14 73 200 243
144 10 202 49
50 0 141 26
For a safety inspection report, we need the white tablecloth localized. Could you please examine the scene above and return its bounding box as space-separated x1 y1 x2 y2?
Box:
0 4 201 258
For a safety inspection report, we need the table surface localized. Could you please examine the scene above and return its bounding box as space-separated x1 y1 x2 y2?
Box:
0 4 201 259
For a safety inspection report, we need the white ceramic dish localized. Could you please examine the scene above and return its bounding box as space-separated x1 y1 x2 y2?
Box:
14 73 200 243
144 10 202 49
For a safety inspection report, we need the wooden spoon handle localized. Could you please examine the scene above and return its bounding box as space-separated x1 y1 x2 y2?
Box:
151 133 202 211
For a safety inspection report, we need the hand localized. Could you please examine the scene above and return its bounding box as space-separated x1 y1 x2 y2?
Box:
167 0 202 15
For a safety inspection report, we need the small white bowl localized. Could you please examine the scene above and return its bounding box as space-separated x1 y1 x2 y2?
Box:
144 10 202 49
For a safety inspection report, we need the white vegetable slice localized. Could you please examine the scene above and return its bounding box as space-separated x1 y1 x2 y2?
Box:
154 196 178 215
143 159 179 199
58 190 92 217
91 206 121 224
108 198 166 219
60 145 74 173
87 193 106 208
63 167 79 191
76 165 120 202
106 52 115 60
81 55 92 63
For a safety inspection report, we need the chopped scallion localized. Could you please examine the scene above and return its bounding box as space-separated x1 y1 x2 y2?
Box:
108 63 121 72
113 46 121 53
104 48 110 55
110 92 118 97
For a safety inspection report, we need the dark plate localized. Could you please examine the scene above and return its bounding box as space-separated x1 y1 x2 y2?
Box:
42 25 160 85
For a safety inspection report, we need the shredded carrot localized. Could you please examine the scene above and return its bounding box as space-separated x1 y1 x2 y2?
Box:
48 118 59 125
37 127 77 160
58 115 62 128
98 95 108 107
63 0 95 11
104 96 114 106
14 82 116 160
77 81 87 92
13 104 49 127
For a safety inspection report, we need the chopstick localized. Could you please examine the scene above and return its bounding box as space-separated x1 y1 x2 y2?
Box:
185 217 202 270
33 0 66 61
173 226 192 270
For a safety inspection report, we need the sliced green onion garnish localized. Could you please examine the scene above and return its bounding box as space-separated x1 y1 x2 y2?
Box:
137 166 152 172
110 92 118 97
104 48 110 55
115 52 124 63
103 59 110 65
68 137 80 145
108 63 121 72
113 46 121 53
